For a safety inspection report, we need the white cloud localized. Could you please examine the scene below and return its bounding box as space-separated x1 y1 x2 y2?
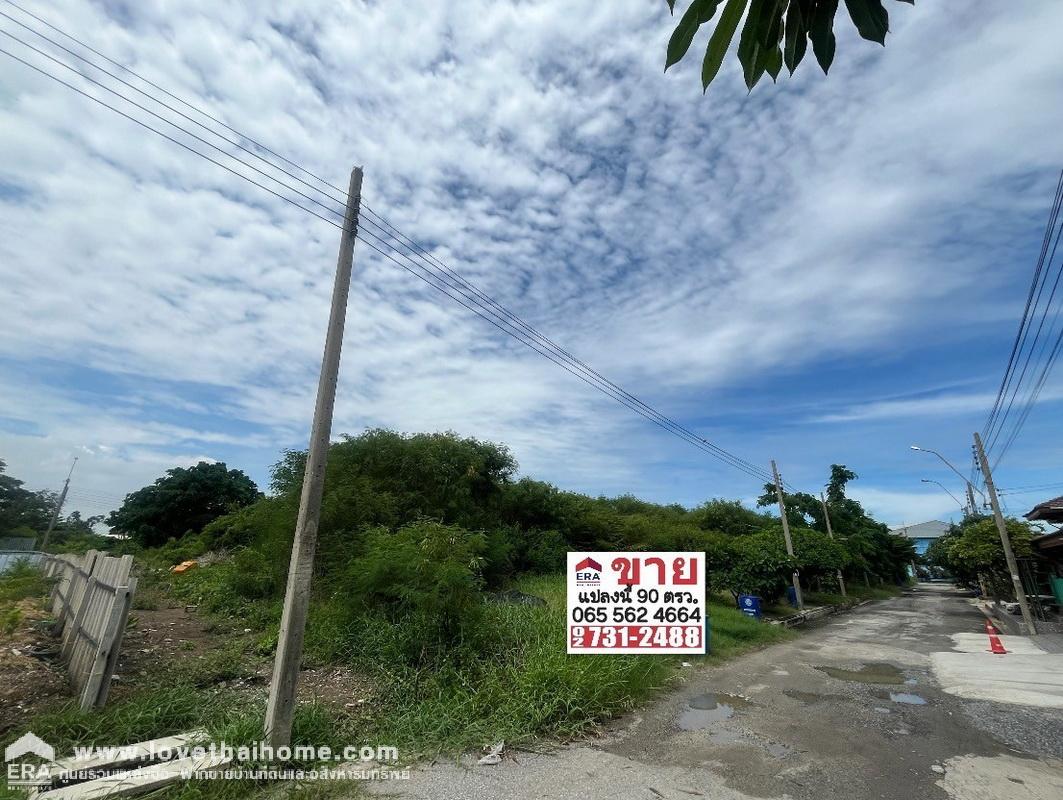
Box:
1 1 1062 518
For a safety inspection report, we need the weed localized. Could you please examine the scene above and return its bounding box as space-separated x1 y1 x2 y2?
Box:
0 561 53 603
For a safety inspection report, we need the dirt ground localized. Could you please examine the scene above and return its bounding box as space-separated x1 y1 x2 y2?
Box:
3 592 378 736
0 598 70 735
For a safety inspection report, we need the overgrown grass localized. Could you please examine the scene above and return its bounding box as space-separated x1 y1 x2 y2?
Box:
2 568 797 798
0 561 53 638
0 560 53 603
348 573 791 755
0 681 366 800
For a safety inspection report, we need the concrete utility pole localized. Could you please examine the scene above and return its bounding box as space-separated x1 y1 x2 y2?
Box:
965 482 978 516
40 457 77 550
820 492 846 597
771 460 803 610
265 167 363 748
972 432 1036 635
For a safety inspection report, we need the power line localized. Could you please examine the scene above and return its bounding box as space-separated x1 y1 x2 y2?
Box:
354 212 779 483
0 0 348 202
0 21 780 486
354 227 775 483
982 170 1063 444
981 171 1063 468
0 26 350 223
0 3 773 483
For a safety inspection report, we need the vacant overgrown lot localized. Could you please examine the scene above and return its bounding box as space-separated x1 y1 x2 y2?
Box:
2 430 909 798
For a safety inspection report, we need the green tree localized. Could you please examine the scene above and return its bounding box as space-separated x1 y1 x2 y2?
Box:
0 459 55 537
931 517 1033 599
107 461 259 547
663 0 913 92
757 464 915 585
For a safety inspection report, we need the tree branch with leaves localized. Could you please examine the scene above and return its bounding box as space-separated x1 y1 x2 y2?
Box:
664 0 913 92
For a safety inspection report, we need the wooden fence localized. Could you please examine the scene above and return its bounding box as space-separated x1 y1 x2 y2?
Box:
44 550 137 710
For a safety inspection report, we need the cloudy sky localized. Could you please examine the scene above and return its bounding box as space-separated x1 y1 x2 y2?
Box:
2 0 1062 528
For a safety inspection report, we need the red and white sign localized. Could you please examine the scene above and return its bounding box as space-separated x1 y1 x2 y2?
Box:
567 551 706 655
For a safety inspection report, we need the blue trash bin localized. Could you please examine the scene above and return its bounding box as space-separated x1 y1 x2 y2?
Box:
737 594 762 620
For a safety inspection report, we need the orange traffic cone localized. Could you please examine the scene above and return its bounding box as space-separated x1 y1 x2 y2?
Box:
985 620 1007 654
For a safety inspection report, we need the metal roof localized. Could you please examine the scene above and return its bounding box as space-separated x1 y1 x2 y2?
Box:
890 520 950 540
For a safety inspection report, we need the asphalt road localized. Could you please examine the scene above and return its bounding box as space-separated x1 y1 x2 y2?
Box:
368 584 1063 800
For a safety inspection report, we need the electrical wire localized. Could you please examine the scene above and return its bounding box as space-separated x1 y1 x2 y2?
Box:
0 27 781 487
982 171 1063 444
1 0 348 201
981 172 1063 467
0 5 779 483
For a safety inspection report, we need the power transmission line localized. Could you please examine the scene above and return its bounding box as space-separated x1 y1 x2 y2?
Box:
981 171 1063 444
0 14 780 487
981 171 1063 469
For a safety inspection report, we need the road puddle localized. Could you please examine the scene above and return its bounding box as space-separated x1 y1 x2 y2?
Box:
816 662 905 685
676 692 749 731
889 692 927 705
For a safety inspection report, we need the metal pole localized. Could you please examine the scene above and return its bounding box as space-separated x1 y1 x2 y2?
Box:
771 460 803 610
820 492 846 597
920 479 966 517
973 432 1036 635
265 167 363 747
911 445 985 506
40 457 77 550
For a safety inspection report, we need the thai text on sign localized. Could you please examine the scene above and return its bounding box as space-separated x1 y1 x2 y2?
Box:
566 552 706 654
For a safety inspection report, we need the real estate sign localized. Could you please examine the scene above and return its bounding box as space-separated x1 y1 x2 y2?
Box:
566 551 706 655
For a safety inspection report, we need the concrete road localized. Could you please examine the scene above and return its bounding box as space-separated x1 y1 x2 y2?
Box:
367 585 1063 800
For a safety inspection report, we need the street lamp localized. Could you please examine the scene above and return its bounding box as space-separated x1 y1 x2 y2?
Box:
920 478 966 516
909 445 986 511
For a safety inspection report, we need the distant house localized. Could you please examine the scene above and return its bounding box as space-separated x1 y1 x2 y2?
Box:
1025 496 1063 525
1025 496 1063 605
891 520 950 555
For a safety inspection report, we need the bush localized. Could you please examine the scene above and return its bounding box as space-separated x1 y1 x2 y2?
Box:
346 520 487 663
713 531 794 602
0 560 52 602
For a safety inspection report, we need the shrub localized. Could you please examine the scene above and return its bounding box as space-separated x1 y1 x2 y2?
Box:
346 520 487 663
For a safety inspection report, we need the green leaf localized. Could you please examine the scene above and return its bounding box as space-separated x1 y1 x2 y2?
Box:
666 0 725 71
784 0 808 74
843 0 889 45
701 0 748 90
737 0 784 91
810 0 839 74
765 45 783 80
666 0 678 12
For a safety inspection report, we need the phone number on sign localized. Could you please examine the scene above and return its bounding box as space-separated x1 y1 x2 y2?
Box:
570 625 702 649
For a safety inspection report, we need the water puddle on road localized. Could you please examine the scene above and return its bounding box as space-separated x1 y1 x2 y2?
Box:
816 662 905 685
889 692 928 705
676 692 750 731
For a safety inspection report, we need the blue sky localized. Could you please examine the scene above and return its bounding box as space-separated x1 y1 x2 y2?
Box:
1 1 1062 528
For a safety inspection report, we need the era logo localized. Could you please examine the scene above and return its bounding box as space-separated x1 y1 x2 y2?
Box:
574 556 602 584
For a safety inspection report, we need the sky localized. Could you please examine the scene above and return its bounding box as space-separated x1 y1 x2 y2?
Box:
1 0 1062 529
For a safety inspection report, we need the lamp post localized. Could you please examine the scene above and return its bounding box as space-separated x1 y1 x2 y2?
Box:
910 445 984 513
920 478 966 517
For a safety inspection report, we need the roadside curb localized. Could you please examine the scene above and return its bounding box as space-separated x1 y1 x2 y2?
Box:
769 598 874 628
973 600 1034 636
